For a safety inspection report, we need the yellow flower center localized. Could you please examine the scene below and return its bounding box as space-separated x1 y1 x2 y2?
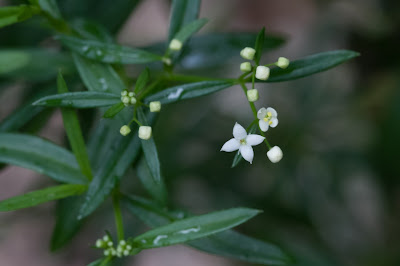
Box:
263 111 274 124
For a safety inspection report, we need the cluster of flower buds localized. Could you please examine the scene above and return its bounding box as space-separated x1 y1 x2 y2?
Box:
95 235 133 258
121 90 136 106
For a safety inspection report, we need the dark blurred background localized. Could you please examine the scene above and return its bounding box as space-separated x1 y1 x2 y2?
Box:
1 0 400 265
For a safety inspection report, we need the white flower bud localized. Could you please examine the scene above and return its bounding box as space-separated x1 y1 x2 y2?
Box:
103 235 110 242
104 249 110 256
123 250 130 256
119 240 126 246
246 89 259 102
267 146 283 163
276 57 289 69
130 97 137 104
139 126 152 140
240 62 252 72
162 57 172 66
149 101 161 112
120 125 131 136
128 92 134 97
240 47 256 60
255 66 270 80
121 90 127 96
121 96 130 104
126 245 132 250
107 241 113 247
169 39 182 51
95 239 103 248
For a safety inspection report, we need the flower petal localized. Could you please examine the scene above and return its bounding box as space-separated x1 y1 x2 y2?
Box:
257 107 268 120
270 118 278 127
233 123 247 140
221 138 240 152
246 134 265 146
240 144 254 164
259 120 269 132
266 107 277 117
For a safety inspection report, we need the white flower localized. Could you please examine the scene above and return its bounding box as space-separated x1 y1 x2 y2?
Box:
246 89 259 102
221 123 265 164
240 47 256 60
139 126 152 140
240 62 252 72
169 39 182 51
276 57 289 69
150 101 161 112
255 66 270 80
267 146 283 163
257 107 278 132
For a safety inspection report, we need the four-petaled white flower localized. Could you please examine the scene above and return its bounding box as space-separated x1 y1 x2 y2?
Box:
221 123 265 164
257 107 278 132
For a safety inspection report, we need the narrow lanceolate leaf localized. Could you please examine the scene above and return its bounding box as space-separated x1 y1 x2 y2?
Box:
252 50 360 83
78 121 142 219
131 208 261 249
134 68 150 94
57 73 93 181
51 195 85 251
137 109 161 184
172 18 208 44
145 80 234 105
168 0 200 42
0 133 87 184
232 123 258 168
254 27 265 65
87 257 112 266
71 19 113 43
0 184 86 212
72 53 125 94
38 0 62 20
103 102 125 118
0 5 39 28
33 91 120 108
59 35 162 64
137 159 168 205
124 195 291 266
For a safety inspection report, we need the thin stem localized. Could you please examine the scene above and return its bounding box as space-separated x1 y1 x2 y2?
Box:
112 191 124 241
239 82 272 150
139 77 163 99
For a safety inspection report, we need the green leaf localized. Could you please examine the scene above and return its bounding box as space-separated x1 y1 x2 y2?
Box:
78 123 142 219
59 35 162 64
134 68 150 94
124 195 291 265
131 208 261 249
71 19 113 43
145 33 285 70
0 184 87 211
172 18 208 44
57 73 93 181
136 159 168 205
168 0 200 42
33 91 120 108
50 195 85 251
38 0 62 20
0 5 39 28
253 50 360 83
254 27 265 65
103 102 125 118
0 133 87 184
0 49 73 81
231 123 258 168
145 81 234 105
72 53 125 94
137 109 161 184
87 257 112 266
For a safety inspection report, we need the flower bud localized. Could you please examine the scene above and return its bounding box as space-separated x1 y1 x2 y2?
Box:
267 146 283 163
128 92 134 97
240 47 256 60
121 96 130 104
123 250 130 256
95 239 103 248
121 90 127 96
149 101 161 112
162 57 172 66
240 62 252 72
119 240 126 246
246 89 259 102
255 66 270 80
169 39 182 51
103 235 110 242
130 97 137 104
120 125 131 136
277 57 289 69
139 126 152 140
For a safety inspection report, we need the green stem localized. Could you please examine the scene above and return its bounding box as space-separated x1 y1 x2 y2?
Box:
239 82 272 149
112 191 124 241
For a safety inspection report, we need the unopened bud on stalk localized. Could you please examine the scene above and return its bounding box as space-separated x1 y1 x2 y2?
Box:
255 66 270 80
267 146 283 163
276 57 290 69
240 62 252 72
169 39 182 51
120 125 131 136
246 89 259 102
240 47 256 60
139 126 152 140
